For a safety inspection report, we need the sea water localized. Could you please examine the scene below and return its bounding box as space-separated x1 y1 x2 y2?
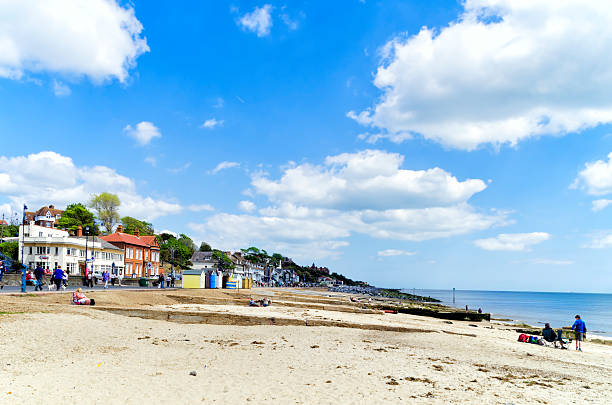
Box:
405 289 612 337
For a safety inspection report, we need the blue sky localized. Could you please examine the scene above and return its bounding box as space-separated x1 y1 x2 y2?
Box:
2 0 612 292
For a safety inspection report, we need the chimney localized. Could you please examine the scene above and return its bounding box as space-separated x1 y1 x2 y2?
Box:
116 225 123 233
77 225 83 237
134 229 140 237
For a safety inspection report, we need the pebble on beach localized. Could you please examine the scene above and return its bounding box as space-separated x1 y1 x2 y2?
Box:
189 371 197 376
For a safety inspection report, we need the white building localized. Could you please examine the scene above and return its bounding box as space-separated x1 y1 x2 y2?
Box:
190 251 217 270
19 223 124 276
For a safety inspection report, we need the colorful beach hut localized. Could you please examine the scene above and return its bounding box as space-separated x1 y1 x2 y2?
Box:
182 269 206 289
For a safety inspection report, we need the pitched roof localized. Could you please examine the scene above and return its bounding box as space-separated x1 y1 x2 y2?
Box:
100 232 149 247
35 205 64 217
140 235 160 249
191 251 214 262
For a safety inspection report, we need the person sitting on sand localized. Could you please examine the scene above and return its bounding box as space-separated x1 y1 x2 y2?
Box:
72 288 91 305
542 323 566 349
249 297 259 307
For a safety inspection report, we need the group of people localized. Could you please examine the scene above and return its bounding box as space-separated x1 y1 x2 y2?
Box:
541 315 587 351
249 297 272 307
29 265 67 291
157 271 176 289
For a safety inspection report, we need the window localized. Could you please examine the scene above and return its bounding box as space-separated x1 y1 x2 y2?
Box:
36 246 46 255
29 247 33 254
54 247 59 256
46 247 50 254
39 232 43 237
94 251 100 259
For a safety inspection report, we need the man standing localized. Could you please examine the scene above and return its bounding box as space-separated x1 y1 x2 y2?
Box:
53 266 64 291
34 265 45 291
572 315 587 351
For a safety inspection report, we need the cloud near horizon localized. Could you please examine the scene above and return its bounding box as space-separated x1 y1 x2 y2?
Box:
350 0 612 150
189 150 508 260
0 0 148 83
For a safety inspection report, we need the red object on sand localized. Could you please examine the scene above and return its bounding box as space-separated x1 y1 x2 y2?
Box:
383 310 398 314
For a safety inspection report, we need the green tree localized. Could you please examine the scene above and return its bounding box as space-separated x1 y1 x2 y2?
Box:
199 241 212 252
212 249 235 271
89 192 120 233
57 203 98 234
0 224 18 238
156 233 196 269
241 246 270 265
0 241 19 261
121 216 154 235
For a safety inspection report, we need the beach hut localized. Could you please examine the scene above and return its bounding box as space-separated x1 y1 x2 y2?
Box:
208 271 216 289
215 271 222 288
182 269 206 289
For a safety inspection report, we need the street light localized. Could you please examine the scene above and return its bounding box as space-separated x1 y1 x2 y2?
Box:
20 204 27 293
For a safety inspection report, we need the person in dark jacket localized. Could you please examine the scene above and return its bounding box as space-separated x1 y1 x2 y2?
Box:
52 266 64 291
34 265 45 291
542 323 565 349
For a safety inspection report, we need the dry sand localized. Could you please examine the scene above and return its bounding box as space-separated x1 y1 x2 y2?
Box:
0 288 610 404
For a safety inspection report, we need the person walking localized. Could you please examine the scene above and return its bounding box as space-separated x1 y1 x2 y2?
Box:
103 270 109 289
62 269 68 288
572 314 587 351
53 266 64 291
170 270 176 288
0 263 4 290
34 264 45 291
87 269 93 288
158 272 165 289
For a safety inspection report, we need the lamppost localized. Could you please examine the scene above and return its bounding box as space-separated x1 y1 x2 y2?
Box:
85 225 89 283
20 204 27 293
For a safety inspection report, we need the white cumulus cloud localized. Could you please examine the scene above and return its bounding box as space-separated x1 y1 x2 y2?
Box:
0 151 181 222
252 150 486 210
573 152 612 196
189 150 507 259
474 232 550 251
0 0 148 83
124 121 161 146
350 0 612 150
238 201 256 213
237 4 273 37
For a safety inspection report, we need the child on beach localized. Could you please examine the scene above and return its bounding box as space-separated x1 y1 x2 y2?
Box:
572 315 587 351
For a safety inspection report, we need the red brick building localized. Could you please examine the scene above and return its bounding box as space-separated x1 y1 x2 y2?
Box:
100 225 160 277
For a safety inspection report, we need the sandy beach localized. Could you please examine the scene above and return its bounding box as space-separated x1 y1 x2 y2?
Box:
0 288 610 404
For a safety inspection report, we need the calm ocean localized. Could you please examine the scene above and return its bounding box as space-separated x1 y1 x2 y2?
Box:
405 289 612 337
